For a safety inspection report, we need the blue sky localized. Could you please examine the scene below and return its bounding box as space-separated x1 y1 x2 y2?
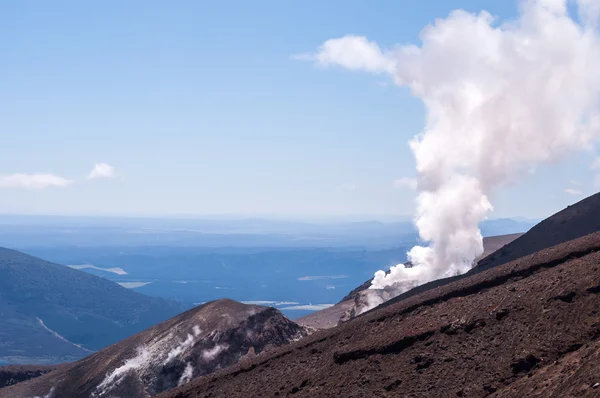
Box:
1 0 597 218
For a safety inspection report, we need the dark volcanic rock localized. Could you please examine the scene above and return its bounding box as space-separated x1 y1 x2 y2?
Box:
1 299 306 398
161 232 600 398
0 365 55 388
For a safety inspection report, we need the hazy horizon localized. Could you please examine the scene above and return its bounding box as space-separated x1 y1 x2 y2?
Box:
0 212 540 224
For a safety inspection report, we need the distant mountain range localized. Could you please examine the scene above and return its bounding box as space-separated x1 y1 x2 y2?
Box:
0 215 536 249
0 248 185 364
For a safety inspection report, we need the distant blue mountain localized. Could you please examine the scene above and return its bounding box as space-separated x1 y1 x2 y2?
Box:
0 215 536 249
0 247 185 364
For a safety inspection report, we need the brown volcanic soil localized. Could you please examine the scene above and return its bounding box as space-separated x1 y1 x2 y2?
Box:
493 338 600 397
163 232 600 398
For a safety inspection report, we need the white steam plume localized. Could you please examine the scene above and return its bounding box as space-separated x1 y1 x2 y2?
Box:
299 0 600 295
94 346 152 396
164 333 195 364
178 362 194 386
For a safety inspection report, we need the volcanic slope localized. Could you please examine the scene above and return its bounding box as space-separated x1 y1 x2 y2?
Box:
476 192 600 272
0 365 55 388
162 232 600 398
343 233 523 303
0 247 184 364
1 299 307 398
308 193 600 328
297 233 523 330
371 194 600 316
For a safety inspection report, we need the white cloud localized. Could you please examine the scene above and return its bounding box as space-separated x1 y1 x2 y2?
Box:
87 163 115 179
339 182 358 191
393 177 417 190
564 188 583 195
0 173 72 189
294 35 395 74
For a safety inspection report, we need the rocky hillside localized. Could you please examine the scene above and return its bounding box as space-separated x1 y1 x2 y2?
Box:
1 299 307 398
475 192 600 272
0 365 55 388
297 233 523 330
162 232 600 398
0 247 185 364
